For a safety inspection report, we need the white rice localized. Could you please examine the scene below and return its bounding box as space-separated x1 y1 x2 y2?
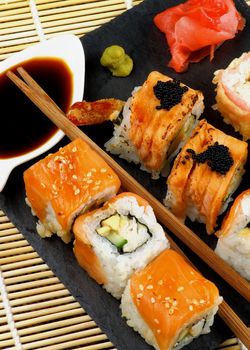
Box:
215 194 250 281
75 195 169 298
105 87 140 166
121 281 222 350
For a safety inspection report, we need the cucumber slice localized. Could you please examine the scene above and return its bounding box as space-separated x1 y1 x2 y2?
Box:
106 231 128 248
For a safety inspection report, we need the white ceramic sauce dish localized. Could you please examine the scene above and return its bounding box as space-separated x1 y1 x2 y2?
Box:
0 34 85 192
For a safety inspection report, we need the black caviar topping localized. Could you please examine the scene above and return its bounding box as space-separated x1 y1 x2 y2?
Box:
186 142 234 175
153 80 188 110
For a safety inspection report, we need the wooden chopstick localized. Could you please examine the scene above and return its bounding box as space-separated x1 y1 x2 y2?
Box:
7 67 250 301
6 68 250 347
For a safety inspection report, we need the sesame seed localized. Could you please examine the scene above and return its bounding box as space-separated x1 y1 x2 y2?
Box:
158 280 163 285
52 184 57 191
168 308 174 315
54 156 59 161
69 164 74 170
91 168 97 172
165 302 170 308
146 285 153 290
151 297 156 304
74 188 80 195
165 297 170 301
72 175 77 180
177 286 184 292
72 147 77 152
147 275 152 280
92 186 100 191
154 319 159 324
41 183 46 188
137 293 143 299
192 299 198 305
172 300 178 307
87 179 93 184
100 168 107 173
139 284 144 291
189 305 194 311
47 163 52 169
157 329 161 334
200 299 205 304
95 180 101 185
86 172 92 178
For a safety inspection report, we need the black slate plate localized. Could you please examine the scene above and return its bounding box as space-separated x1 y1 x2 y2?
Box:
1 0 250 349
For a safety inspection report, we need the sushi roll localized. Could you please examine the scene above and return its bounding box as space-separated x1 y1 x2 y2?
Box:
215 189 250 281
121 249 222 350
164 119 248 234
73 192 169 298
105 71 204 179
213 52 250 140
24 138 121 243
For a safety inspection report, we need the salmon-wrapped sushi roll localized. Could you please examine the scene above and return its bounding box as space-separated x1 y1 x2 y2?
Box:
24 138 121 243
164 119 248 234
213 52 250 140
215 189 250 281
73 192 169 298
121 249 222 350
105 71 204 179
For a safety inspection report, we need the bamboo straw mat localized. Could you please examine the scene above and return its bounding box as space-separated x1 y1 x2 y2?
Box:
0 1 248 349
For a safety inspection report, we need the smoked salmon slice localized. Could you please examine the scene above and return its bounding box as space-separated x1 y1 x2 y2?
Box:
24 138 121 243
164 119 248 234
121 249 222 349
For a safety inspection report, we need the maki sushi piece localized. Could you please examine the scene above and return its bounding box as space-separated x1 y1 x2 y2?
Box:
24 138 121 243
105 71 204 179
213 52 250 141
73 192 169 298
121 249 222 350
215 189 250 281
164 119 248 234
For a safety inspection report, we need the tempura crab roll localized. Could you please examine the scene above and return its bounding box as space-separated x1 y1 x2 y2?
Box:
121 249 222 350
73 192 169 298
215 189 250 281
24 138 121 243
213 52 250 140
105 71 204 179
164 119 248 234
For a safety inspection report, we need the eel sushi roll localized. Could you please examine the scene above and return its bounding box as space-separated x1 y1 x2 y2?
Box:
24 138 121 243
121 249 222 350
164 119 248 234
213 52 250 140
215 189 250 280
73 192 169 298
105 71 204 179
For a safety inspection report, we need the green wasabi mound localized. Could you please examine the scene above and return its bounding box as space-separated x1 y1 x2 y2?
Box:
100 45 133 77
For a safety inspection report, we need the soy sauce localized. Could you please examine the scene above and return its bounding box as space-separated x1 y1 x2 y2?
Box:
0 57 73 159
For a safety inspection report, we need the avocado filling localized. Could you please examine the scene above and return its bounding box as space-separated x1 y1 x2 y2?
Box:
174 317 207 348
96 214 151 253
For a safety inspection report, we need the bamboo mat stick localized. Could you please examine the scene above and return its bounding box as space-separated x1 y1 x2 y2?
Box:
18 316 93 337
0 252 39 265
5 68 250 347
11 296 76 315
